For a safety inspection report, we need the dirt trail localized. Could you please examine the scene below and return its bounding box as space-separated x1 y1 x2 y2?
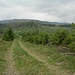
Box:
19 41 74 75
4 41 19 75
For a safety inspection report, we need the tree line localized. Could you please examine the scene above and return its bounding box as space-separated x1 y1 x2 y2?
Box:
1 23 75 51
21 23 75 51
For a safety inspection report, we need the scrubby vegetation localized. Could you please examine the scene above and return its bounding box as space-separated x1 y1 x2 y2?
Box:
21 23 75 52
22 31 49 45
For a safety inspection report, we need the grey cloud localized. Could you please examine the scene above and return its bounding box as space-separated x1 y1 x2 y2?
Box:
31 0 75 22
0 0 75 22
0 1 9 7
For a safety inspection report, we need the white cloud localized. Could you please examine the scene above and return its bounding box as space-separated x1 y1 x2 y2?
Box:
0 0 75 22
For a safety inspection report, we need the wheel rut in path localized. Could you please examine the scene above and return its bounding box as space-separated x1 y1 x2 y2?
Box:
19 41 74 75
4 41 19 75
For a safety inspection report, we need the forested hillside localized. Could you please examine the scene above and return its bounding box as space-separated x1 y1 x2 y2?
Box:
0 19 71 30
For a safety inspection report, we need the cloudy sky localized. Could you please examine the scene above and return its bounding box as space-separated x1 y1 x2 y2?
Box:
0 0 75 22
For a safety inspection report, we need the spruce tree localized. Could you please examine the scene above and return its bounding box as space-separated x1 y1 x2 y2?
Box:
3 27 14 41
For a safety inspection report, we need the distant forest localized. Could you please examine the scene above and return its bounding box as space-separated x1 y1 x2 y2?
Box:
0 19 71 30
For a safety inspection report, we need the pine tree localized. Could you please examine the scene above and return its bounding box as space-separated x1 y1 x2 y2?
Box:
3 27 14 41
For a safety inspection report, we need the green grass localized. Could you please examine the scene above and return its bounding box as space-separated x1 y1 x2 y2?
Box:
13 40 53 75
22 41 75 73
0 40 12 75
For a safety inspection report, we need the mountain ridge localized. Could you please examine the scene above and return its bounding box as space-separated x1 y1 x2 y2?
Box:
0 19 70 25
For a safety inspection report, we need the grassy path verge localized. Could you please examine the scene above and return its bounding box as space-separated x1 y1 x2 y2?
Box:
0 40 12 75
19 40 74 75
13 40 52 75
4 41 19 75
